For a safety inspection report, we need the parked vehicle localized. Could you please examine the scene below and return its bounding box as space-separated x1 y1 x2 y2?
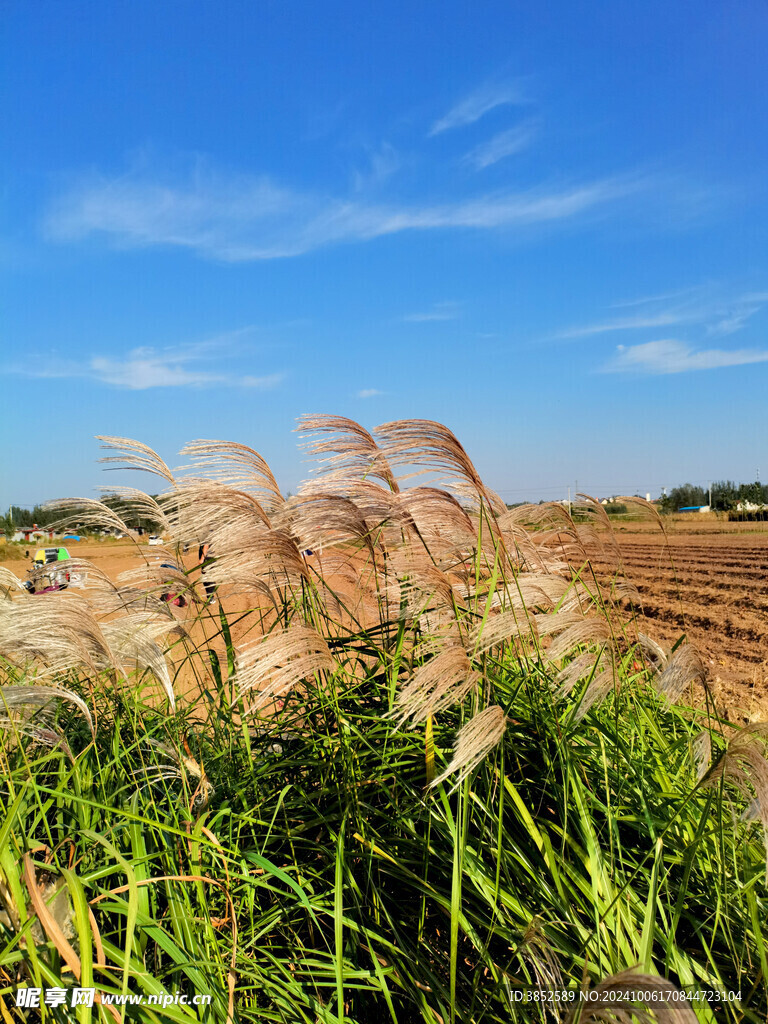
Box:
32 547 70 567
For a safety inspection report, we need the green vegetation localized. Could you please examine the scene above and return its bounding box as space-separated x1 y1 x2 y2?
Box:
659 481 768 513
1 422 766 1023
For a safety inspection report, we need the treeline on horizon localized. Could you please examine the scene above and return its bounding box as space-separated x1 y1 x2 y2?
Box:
2 479 768 535
1 495 160 534
659 479 768 512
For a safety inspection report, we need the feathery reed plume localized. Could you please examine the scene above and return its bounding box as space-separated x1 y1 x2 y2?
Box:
570 665 616 722
165 480 272 538
615 494 668 532
636 633 667 671
374 419 506 513
0 684 95 738
511 919 564 1022
100 614 180 709
572 493 623 563
602 577 641 606
553 650 605 699
0 569 26 598
496 521 548 571
0 594 114 677
137 738 214 812
96 435 176 483
469 609 539 655
391 646 480 726
180 439 284 516
234 625 335 714
389 551 457 619
701 724 768 848
297 414 400 492
653 643 706 705
201 533 308 599
396 487 478 551
24 558 120 604
118 560 189 595
98 486 172 534
430 705 506 789
545 617 612 662
502 502 575 530
275 494 378 557
565 968 698 1024
0 720 76 762
692 730 711 782
534 609 589 638
45 497 133 537
637 636 706 705
304 478 400 521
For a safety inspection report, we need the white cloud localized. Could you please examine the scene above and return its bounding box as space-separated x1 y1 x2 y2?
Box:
402 301 459 323
601 338 768 374
358 388 383 398
430 82 526 135
3 336 284 390
563 289 768 340
351 142 400 191
557 312 693 338
45 163 642 261
463 122 537 169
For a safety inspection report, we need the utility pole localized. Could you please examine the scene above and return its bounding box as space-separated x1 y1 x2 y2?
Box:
709 482 712 509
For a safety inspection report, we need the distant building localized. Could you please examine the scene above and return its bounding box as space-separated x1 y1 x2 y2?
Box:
12 525 55 542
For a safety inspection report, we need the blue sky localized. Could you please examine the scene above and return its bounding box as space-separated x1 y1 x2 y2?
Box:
2 1 767 506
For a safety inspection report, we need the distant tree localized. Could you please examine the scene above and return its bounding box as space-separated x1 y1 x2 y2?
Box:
737 480 765 507
665 484 707 511
711 480 738 512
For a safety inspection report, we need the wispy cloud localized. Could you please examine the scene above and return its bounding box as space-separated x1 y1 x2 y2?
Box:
557 312 693 338
45 161 642 261
3 335 284 390
601 338 768 374
351 142 400 192
463 122 537 169
609 285 706 309
402 301 459 323
562 290 768 340
430 81 526 135
357 388 383 398
705 293 768 336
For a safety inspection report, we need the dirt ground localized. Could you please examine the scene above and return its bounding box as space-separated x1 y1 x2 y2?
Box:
3 517 767 717
607 517 768 719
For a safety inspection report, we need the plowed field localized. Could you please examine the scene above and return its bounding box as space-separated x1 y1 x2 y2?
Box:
3 519 768 716
606 521 768 718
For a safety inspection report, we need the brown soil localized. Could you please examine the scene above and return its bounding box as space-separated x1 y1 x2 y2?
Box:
3 517 767 717
604 518 768 719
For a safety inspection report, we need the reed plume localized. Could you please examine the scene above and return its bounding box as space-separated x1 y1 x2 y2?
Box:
234 625 335 714
96 435 176 484
565 968 698 1023
297 414 399 492
701 724 768 846
374 419 506 513
429 704 506 789
180 439 284 517
392 646 480 726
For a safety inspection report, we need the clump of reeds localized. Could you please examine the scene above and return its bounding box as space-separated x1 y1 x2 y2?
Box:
1 416 765 1023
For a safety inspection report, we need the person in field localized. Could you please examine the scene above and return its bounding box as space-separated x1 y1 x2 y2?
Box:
198 540 216 605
